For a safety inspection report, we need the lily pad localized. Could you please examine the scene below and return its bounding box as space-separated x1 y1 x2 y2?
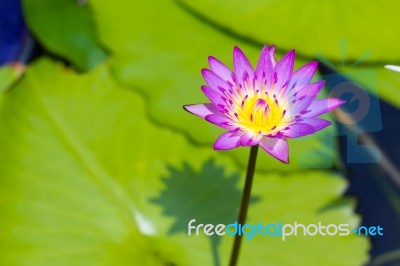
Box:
178 0 400 63
338 64 400 108
0 58 368 265
177 0 400 108
88 0 340 171
0 63 24 93
23 0 107 70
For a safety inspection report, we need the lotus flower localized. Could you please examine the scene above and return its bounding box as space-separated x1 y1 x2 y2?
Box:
184 46 345 163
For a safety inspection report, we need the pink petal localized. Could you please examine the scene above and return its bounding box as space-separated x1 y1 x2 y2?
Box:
202 69 230 94
302 117 332 131
183 103 220 119
233 46 254 87
208 56 234 83
239 131 263 146
214 131 242 150
288 61 318 91
255 46 274 88
205 114 235 130
259 137 289 163
201 85 225 107
273 50 295 90
269 45 277 67
303 98 346 117
283 123 315 138
281 118 331 138
288 80 325 115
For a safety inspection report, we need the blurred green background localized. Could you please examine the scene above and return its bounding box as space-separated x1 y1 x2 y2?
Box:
0 0 399 265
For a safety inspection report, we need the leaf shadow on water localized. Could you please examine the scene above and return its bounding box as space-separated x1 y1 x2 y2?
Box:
150 158 260 266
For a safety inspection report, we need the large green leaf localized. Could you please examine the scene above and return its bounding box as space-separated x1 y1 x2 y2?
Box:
0 63 24 93
177 0 400 107
178 0 400 62
88 0 340 171
0 59 368 265
23 0 107 70
339 64 400 108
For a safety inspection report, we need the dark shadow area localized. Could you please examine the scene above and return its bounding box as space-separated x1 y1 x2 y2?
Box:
317 197 356 213
319 62 400 265
150 158 260 266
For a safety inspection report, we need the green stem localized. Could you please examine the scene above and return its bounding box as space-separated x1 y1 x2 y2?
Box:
229 145 259 266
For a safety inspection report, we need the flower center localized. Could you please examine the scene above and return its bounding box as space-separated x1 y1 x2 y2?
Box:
235 93 286 134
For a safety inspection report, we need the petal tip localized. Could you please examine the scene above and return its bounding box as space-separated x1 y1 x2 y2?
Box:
284 50 296 60
213 142 231 150
315 79 326 87
183 104 197 115
200 85 208 92
208 56 217 64
183 103 219 119
309 61 319 68
274 153 290 164
213 131 240 150
213 144 223 150
337 98 347 106
233 46 246 58
201 68 209 76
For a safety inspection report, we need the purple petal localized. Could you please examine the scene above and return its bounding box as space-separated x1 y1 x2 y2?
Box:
283 123 315 138
259 137 289 163
202 69 230 93
269 45 277 67
288 80 325 115
303 98 346 117
183 103 220 119
214 131 241 150
233 46 254 87
239 131 262 146
255 46 274 88
208 56 234 83
296 80 325 98
301 117 332 131
201 85 225 107
273 50 295 91
283 117 331 138
288 61 318 91
205 114 234 130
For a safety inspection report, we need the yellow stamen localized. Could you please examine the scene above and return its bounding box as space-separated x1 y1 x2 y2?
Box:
235 92 286 134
